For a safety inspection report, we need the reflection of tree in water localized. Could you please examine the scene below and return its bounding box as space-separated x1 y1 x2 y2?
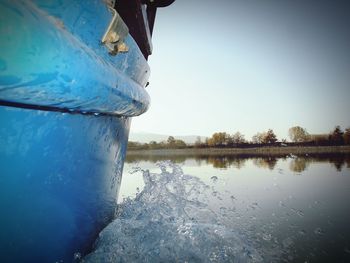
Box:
204 156 247 169
194 158 203 166
309 155 348 172
126 153 350 172
207 156 228 169
288 154 350 172
328 156 345 171
252 157 278 170
230 158 247 169
333 161 344 171
126 154 187 164
289 158 309 173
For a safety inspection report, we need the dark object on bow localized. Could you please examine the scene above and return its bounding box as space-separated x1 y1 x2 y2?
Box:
115 0 175 59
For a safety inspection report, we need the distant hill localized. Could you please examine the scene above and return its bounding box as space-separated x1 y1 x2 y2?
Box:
129 132 207 144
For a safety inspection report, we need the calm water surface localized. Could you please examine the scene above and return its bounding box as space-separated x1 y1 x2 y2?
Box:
87 154 350 263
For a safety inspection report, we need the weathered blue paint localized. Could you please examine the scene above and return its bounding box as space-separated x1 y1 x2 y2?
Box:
0 0 150 116
0 0 150 262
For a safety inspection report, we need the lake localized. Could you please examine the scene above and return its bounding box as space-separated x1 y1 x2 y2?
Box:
86 153 350 263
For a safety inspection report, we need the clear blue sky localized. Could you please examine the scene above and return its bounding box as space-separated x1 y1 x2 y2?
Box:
131 0 350 140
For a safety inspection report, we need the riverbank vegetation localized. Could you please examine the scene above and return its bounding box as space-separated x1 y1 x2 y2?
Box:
128 125 350 151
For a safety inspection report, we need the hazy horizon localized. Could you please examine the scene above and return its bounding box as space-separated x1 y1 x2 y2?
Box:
131 0 350 140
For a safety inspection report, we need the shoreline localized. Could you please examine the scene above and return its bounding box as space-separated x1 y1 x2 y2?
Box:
127 145 350 156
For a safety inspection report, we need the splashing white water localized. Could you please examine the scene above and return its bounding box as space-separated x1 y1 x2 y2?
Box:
83 161 262 263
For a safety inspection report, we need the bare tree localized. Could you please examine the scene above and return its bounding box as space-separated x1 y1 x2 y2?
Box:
231 132 245 144
209 132 229 146
252 132 266 144
288 126 309 142
263 129 278 144
167 136 175 144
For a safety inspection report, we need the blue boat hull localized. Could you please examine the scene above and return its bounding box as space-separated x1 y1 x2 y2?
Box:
0 0 150 262
0 106 130 262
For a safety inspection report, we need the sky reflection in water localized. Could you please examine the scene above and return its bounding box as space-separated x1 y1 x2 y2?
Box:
116 154 350 262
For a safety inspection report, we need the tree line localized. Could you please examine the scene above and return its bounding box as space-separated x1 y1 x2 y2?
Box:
128 125 350 150
287 125 350 146
128 136 187 150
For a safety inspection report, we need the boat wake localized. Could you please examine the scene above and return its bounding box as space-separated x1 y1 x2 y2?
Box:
83 161 262 263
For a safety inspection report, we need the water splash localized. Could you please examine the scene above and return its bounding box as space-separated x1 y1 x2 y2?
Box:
83 161 262 263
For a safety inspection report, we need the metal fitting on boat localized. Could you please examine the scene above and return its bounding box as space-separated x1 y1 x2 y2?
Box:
102 8 129 55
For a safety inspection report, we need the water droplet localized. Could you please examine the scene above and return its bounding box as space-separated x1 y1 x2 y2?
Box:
298 230 306 235
314 227 324 235
279 201 286 207
73 252 81 261
220 207 227 215
250 202 260 210
296 210 304 217
210 176 218 183
262 233 272 241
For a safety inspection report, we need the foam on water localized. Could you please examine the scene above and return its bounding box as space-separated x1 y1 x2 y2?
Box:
83 161 262 263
